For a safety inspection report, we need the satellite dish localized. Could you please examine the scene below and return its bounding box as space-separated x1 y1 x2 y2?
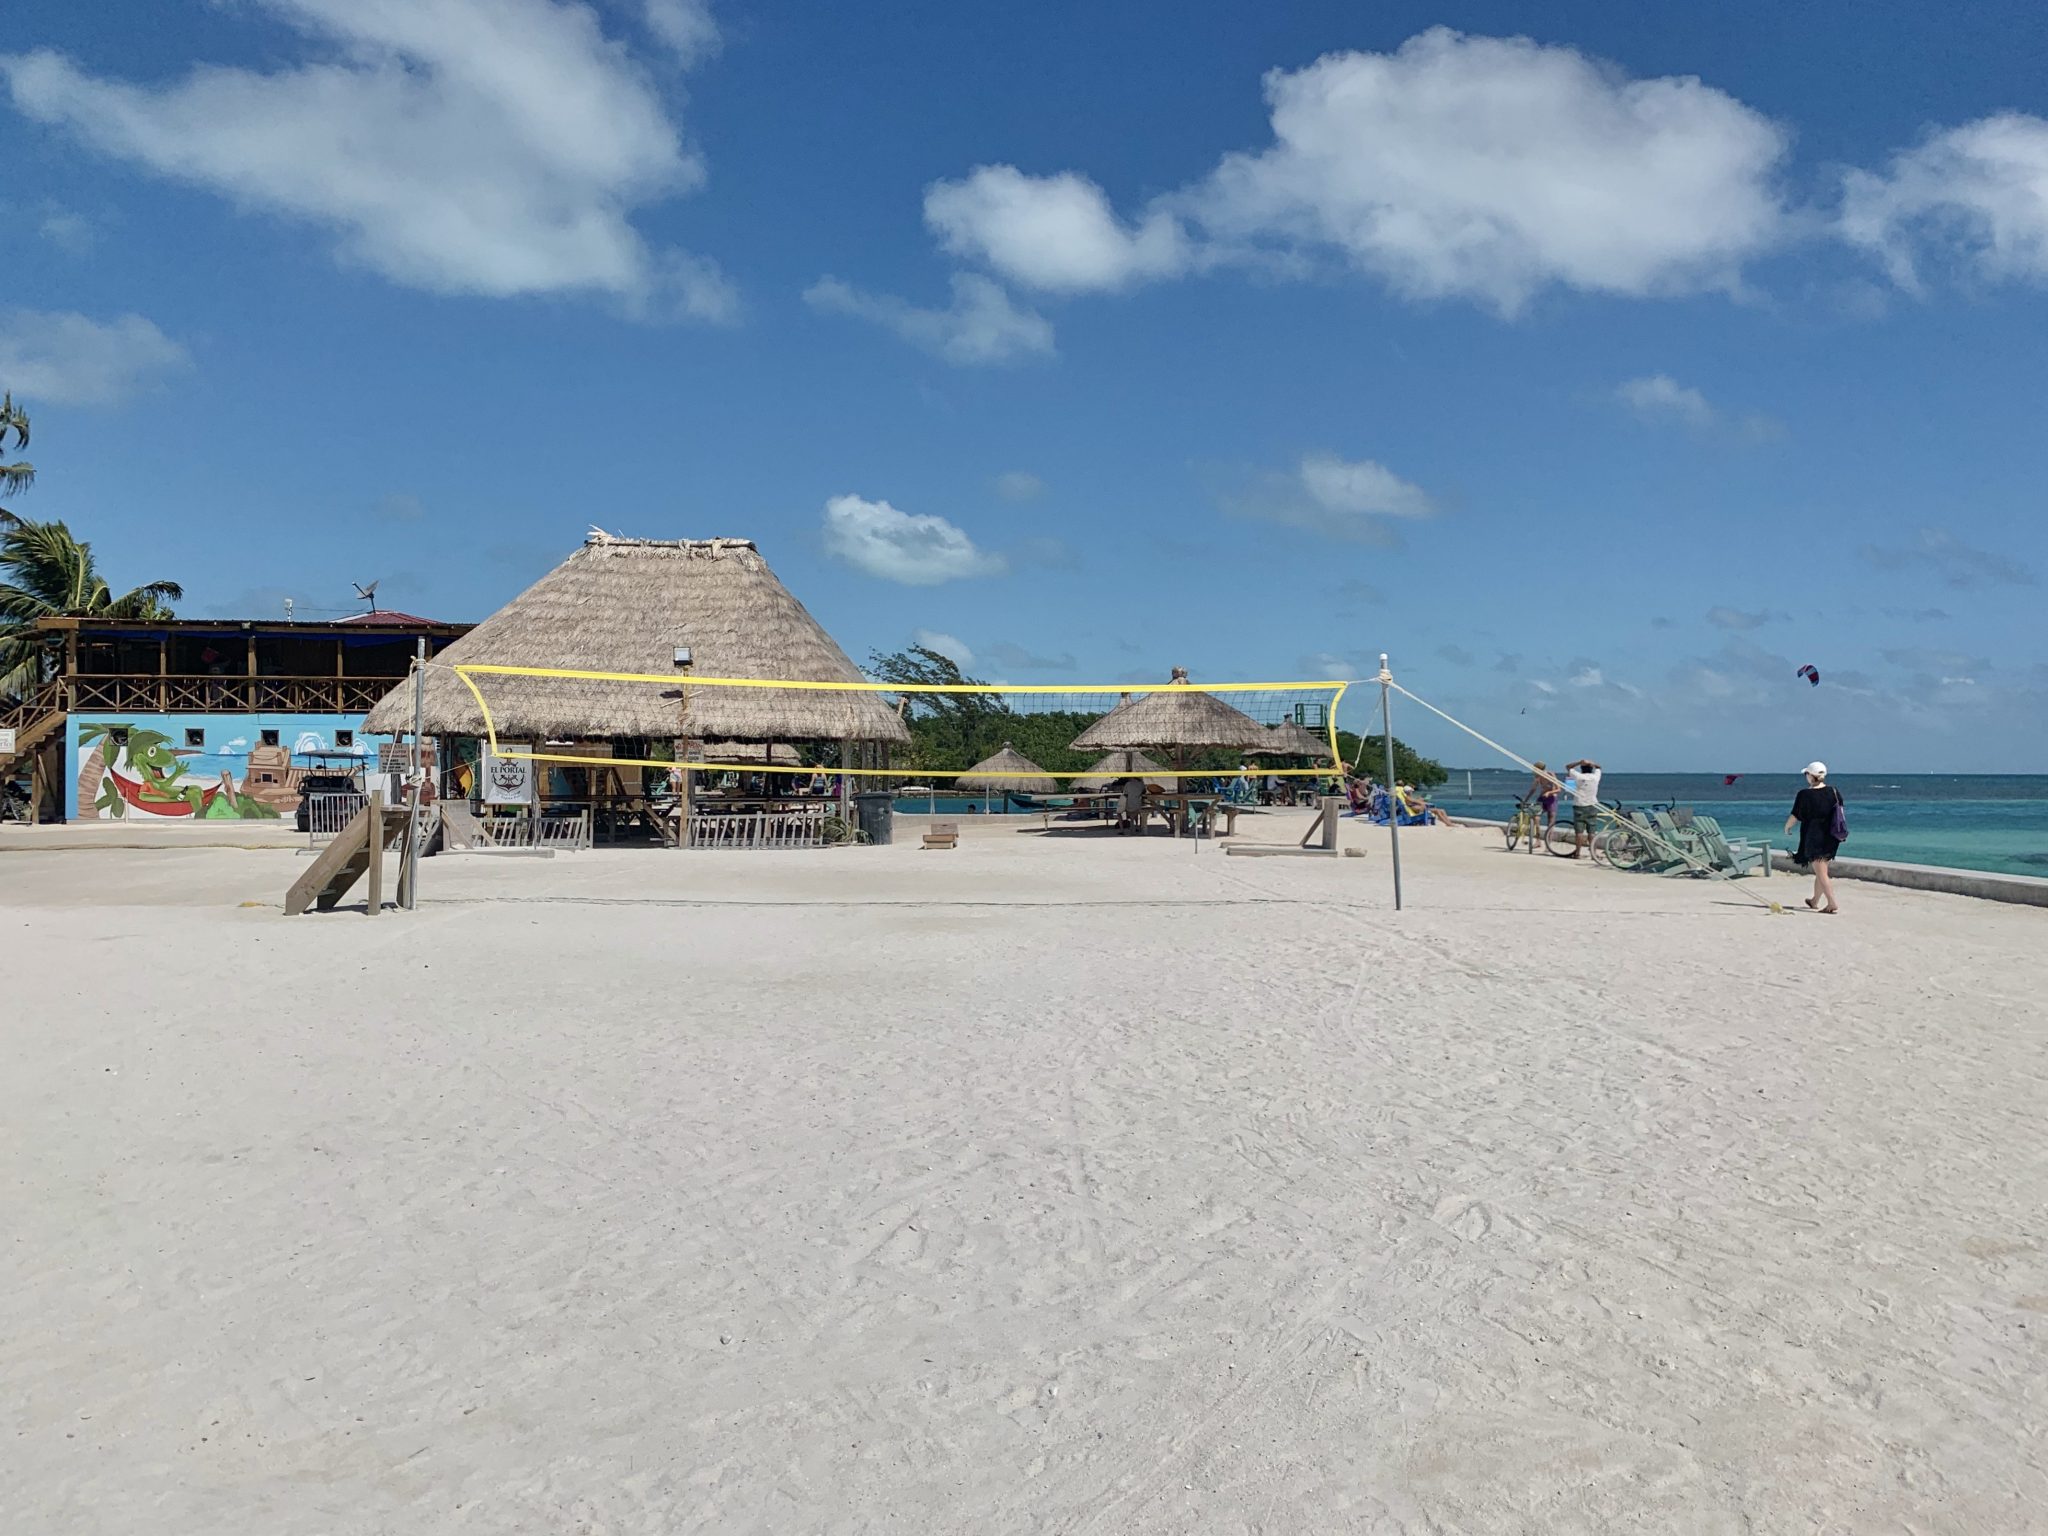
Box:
352 580 380 610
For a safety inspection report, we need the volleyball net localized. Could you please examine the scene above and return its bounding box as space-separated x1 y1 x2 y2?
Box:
444 663 1353 782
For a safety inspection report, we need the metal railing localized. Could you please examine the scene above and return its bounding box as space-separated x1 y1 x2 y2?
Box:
469 807 593 852
687 802 830 849
304 790 367 847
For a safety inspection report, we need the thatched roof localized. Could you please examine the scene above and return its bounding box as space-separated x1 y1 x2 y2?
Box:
1069 749 1176 792
1069 669 1273 755
956 743 1051 793
699 743 802 767
364 534 909 744
1247 721 1335 759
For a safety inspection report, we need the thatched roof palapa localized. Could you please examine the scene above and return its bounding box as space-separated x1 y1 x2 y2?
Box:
364 534 909 745
956 743 1052 793
1247 721 1335 759
1069 749 1176 792
1069 669 1274 757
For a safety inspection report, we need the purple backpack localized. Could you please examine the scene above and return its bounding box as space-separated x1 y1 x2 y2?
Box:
1829 789 1848 843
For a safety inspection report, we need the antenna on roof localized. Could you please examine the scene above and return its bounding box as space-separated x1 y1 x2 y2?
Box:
352 580 380 612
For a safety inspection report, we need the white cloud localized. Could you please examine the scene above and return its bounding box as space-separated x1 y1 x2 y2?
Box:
1192 31 1789 313
994 470 1046 502
0 309 188 405
1616 374 1715 428
983 641 1076 673
1616 373 1783 439
0 0 730 314
922 30 1789 314
640 0 720 67
1299 452 1436 519
37 207 93 254
911 629 974 668
822 494 1007 585
373 492 427 524
1842 113 2048 290
924 166 1190 293
1298 651 1364 681
1227 453 1435 542
803 273 1052 365
1860 527 2035 589
1705 606 1786 631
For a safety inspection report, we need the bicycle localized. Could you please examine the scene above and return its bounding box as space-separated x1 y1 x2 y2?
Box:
1503 795 1542 852
1545 795 1670 864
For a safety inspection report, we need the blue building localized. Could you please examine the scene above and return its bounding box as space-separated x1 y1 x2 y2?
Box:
2 612 468 823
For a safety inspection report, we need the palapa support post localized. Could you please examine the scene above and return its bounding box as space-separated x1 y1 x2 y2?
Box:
1379 653 1403 912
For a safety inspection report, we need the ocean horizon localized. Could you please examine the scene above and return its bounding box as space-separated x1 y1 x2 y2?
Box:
1438 771 2048 879
894 772 2048 879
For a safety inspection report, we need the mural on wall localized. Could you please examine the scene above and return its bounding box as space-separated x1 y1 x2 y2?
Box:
70 714 376 820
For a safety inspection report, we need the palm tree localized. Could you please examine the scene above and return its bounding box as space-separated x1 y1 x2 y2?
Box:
0 394 184 698
0 393 31 517
1 514 185 698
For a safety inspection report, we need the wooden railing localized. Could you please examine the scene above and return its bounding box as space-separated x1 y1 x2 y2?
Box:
2 677 69 769
64 674 401 714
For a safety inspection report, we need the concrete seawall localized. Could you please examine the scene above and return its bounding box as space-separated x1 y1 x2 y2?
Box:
1458 816 2048 909
1765 850 2048 908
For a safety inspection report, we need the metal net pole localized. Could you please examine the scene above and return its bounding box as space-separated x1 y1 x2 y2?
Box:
1380 653 1402 911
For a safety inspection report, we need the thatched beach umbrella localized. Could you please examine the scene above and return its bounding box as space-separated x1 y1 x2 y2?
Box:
365 533 909 748
1069 749 1176 792
1248 721 1335 760
704 743 803 767
957 743 1051 795
1069 669 1273 769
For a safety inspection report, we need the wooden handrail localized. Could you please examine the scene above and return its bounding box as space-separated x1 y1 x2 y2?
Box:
61 674 402 713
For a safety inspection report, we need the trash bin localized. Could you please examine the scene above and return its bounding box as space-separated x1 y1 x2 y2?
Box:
852 790 894 846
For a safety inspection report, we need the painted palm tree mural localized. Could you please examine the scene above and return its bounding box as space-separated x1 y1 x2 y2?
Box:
76 723 277 819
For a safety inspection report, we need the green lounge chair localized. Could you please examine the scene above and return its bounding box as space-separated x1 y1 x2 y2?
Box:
1690 815 1766 876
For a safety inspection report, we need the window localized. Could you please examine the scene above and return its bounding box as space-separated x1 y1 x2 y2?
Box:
335 729 355 748
260 728 281 748
185 728 205 749
110 727 129 748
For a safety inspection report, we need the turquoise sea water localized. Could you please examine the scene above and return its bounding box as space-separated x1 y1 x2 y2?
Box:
1441 772 2048 879
897 775 2048 878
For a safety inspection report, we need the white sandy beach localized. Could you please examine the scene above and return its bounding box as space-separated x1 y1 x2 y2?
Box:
3 811 2045 1532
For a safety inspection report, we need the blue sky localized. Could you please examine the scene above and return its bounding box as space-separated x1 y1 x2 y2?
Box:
4 0 2046 771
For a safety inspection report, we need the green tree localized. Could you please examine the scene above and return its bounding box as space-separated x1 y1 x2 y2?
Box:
866 645 1016 773
1335 729 1447 787
0 392 186 697
1 512 185 698
0 394 31 519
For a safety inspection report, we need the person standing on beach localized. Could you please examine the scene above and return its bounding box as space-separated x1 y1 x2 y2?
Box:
1561 758 1602 857
1785 762 1843 913
1526 761 1562 839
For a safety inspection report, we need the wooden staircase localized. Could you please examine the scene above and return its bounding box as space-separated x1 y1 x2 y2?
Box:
0 678 67 807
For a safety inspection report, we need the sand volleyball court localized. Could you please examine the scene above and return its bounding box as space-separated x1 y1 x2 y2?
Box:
4 814 2044 1531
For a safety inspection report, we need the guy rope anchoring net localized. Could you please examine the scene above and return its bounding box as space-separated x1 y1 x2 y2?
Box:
1378 668 1787 916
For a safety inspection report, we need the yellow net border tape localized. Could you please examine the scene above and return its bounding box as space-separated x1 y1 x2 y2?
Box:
444 663 1351 781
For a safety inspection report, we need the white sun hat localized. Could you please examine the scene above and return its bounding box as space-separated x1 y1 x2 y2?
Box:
1803 761 1828 778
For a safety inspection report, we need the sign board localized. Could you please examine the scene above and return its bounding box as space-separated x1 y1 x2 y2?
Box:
482 741 536 805
0 728 15 756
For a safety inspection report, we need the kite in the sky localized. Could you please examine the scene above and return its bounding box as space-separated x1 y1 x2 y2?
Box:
1796 664 1821 687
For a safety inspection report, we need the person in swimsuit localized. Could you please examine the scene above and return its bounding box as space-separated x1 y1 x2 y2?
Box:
1785 761 1843 914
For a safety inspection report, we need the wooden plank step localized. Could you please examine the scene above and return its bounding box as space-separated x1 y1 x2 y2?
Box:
285 797 413 915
